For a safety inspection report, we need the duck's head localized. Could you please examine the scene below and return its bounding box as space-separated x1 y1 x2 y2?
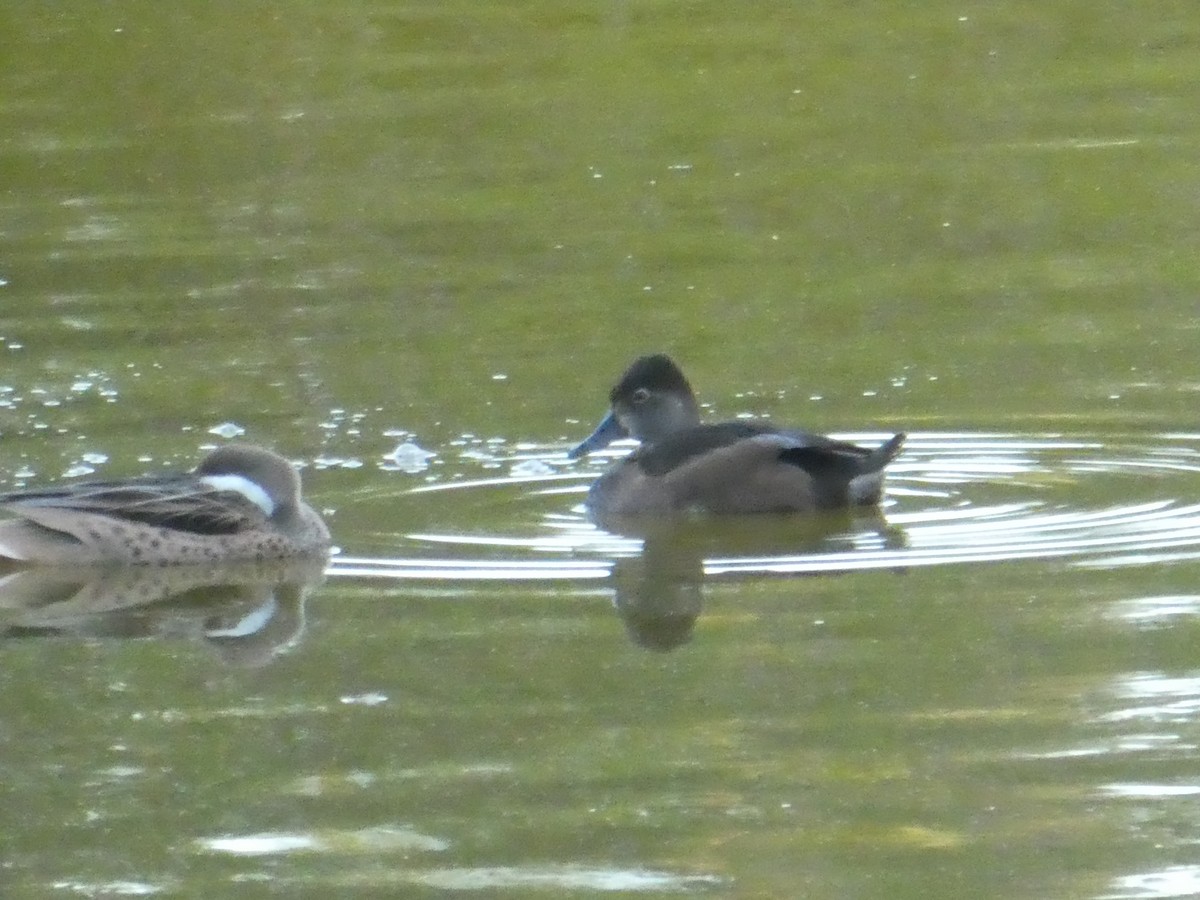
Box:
568 354 701 458
194 445 303 518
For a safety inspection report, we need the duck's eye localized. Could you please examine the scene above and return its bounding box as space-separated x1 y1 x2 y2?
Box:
631 387 651 405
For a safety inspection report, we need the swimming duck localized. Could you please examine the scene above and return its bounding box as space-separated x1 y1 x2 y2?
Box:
0 445 331 565
568 354 905 516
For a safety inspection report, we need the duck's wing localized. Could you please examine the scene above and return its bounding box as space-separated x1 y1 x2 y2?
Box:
773 430 905 474
636 424 905 479
634 423 773 476
0 476 271 536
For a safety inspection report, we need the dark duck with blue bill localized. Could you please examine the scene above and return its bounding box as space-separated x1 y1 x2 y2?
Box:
568 354 905 516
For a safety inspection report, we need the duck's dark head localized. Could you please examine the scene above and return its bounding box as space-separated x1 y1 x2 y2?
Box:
569 355 701 458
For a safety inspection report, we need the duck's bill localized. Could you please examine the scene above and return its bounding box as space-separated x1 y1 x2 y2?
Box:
567 411 628 459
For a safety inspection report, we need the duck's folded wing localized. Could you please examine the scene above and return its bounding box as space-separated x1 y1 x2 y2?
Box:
0 477 272 536
637 423 900 476
635 423 773 476
777 432 905 478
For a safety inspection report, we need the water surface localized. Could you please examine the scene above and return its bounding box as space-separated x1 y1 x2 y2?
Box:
3 2 1200 897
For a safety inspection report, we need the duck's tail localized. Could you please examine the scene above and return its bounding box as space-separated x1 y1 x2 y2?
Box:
845 433 906 506
864 432 906 472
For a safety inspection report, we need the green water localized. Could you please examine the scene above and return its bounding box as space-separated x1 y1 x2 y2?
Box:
3 2 1200 897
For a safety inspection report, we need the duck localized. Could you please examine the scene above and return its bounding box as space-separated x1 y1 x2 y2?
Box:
568 354 905 516
0 444 331 566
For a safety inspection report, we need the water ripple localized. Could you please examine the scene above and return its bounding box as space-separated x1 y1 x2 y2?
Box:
329 432 1200 582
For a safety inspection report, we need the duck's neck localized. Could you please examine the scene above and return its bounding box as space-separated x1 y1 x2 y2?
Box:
638 394 701 443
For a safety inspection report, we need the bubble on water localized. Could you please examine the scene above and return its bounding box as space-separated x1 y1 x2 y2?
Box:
340 692 387 706
314 456 363 470
208 422 245 439
382 440 436 474
511 459 553 477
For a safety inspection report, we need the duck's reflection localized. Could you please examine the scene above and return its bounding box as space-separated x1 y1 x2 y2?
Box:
600 511 906 651
0 559 327 666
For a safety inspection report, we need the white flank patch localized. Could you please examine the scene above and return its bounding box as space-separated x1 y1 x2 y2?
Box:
200 474 274 515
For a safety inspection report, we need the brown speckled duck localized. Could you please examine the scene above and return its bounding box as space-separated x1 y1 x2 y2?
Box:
0 445 330 566
568 354 905 516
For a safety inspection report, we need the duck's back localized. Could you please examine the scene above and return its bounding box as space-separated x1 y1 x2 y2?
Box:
589 425 903 516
